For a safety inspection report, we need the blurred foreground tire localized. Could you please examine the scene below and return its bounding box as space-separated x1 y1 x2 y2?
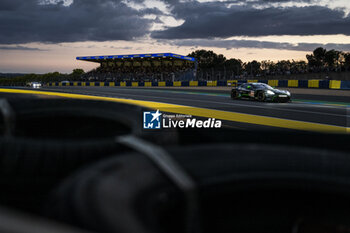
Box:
45 143 350 233
0 98 177 212
0 138 126 212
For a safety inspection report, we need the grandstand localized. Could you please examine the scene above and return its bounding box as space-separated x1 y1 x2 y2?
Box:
77 53 197 82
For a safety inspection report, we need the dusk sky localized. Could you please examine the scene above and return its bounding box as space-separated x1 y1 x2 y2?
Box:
1 0 350 73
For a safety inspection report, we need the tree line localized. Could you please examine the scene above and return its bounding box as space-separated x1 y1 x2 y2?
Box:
0 69 85 86
188 48 350 80
1 47 350 85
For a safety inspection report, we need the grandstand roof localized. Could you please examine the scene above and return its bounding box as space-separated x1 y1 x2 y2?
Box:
76 53 196 63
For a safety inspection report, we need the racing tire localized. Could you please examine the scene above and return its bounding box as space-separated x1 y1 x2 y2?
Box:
257 91 266 102
231 90 239 99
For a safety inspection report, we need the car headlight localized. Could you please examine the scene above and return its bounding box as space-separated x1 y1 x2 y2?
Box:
286 91 290 96
266 90 275 95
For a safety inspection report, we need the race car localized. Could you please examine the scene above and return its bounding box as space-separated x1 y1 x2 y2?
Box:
26 82 42 88
231 82 291 102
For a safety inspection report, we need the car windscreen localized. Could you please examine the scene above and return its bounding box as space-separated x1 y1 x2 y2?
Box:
252 83 273 90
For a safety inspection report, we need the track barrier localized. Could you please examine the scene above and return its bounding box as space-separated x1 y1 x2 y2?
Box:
48 80 350 90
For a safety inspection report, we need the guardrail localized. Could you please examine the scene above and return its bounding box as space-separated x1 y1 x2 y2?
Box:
48 80 350 90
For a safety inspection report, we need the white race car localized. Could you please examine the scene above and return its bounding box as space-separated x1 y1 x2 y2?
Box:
29 82 42 88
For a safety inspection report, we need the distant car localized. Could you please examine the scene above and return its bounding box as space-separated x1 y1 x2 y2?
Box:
231 83 291 102
26 82 42 88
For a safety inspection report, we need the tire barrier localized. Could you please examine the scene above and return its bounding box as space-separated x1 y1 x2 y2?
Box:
48 80 350 89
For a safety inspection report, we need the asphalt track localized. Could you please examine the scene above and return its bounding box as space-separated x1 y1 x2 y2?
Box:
0 86 349 133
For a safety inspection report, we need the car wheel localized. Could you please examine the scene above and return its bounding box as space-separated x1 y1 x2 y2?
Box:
257 92 266 102
231 90 239 100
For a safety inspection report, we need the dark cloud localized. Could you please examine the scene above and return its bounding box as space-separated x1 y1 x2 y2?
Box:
1 0 349 53
256 0 312 2
0 45 45 51
166 38 350 51
0 0 161 44
0 0 34 10
152 2 350 39
161 0 314 6
109 46 133 50
297 43 350 51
